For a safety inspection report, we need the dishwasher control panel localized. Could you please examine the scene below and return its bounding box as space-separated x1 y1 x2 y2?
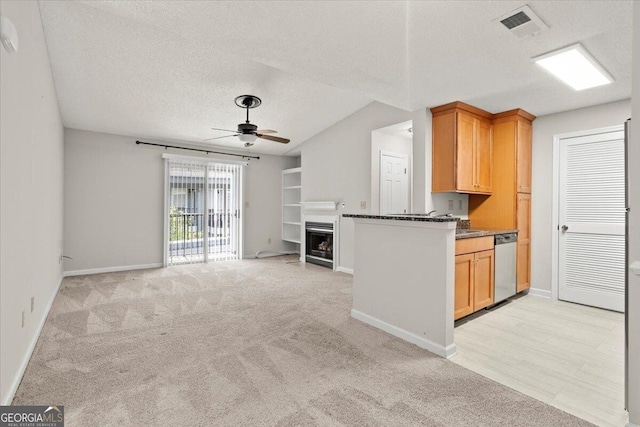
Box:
495 232 518 245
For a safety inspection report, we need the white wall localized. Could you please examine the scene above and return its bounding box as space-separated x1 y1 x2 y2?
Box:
0 1 64 404
530 99 631 293
370 129 413 214
299 102 413 270
412 109 428 213
412 108 468 217
300 102 469 270
63 129 297 273
352 220 456 357
244 152 299 257
627 3 640 424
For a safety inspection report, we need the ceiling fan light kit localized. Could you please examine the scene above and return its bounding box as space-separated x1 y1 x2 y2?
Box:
206 95 290 146
239 133 258 144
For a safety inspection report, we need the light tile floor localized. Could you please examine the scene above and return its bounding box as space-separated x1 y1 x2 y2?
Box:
452 294 627 427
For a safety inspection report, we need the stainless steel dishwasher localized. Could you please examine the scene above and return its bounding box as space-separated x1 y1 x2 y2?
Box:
494 232 518 303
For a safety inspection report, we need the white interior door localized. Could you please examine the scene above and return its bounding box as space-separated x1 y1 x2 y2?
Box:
380 152 409 215
558 127 625 312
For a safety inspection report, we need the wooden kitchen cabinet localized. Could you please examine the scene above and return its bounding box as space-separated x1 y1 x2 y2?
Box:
468 108 535 295
516 120 532 193
456 112 476 192
431 102 493 195
476 120 493 193
474 249 495 310
454 237 495 320
455 253 474 319
516 193 531 292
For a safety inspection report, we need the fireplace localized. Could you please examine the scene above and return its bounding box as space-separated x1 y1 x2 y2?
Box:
305 222 334 268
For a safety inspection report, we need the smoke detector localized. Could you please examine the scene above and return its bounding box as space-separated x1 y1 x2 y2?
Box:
495 5 548 39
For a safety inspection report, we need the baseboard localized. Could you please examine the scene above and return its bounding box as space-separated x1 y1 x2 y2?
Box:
63 263 163 277
527 288 552 299
351 309 456 359
2 275 64 405
336 266 354 275
245 251 300 260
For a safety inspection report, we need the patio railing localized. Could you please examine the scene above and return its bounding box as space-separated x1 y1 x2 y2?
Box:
168 212 235 263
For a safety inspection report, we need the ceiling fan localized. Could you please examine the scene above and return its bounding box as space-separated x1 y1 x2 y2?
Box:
206 95 290 147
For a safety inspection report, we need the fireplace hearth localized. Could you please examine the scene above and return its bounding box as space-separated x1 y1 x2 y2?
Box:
305 222 334 268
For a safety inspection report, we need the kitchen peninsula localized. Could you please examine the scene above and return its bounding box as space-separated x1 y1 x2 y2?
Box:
344 214 459 358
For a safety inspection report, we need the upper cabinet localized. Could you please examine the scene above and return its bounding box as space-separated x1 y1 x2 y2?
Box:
516 120 532 193
476 119 493 193
467 109 536 229
431 102 493 195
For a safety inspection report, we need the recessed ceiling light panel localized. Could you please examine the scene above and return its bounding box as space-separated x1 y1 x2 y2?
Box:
533 43 613 91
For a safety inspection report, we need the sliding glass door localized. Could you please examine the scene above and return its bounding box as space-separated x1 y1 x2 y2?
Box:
206 163 241 261
166 158 242 265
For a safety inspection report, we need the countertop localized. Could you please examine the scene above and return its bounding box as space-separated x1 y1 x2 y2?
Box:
455 229 518 240
341 214 516 238
342 214 458 222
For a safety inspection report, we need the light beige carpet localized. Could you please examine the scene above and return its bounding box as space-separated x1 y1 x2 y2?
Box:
14 256 592 426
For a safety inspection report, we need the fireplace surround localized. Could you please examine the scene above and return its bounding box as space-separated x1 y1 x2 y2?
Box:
300 210 340 271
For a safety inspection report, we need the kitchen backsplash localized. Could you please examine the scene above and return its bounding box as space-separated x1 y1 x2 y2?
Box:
457 219 471 230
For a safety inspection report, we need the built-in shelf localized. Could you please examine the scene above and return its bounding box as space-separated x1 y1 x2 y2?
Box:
282 167 302 245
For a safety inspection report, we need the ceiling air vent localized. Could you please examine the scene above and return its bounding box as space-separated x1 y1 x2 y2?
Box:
495 5 549 39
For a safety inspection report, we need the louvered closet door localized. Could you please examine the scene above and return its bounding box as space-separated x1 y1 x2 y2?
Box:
558 128 625 312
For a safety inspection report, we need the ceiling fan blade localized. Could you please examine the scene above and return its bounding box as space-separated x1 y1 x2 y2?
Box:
210 127 239 133
256 129 277 134
204 134 239 141
257 134 290 144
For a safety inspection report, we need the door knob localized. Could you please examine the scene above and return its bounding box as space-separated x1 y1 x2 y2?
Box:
561 225 569 232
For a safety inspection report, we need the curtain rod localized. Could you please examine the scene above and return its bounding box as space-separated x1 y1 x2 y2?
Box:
135 140 260 160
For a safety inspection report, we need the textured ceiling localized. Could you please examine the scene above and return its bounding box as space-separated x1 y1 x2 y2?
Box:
38 1 633 156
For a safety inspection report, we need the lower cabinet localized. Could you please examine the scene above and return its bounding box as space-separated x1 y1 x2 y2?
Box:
516 193 531 292
455 237 495 321
455 253 475 319
474 250 495 310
